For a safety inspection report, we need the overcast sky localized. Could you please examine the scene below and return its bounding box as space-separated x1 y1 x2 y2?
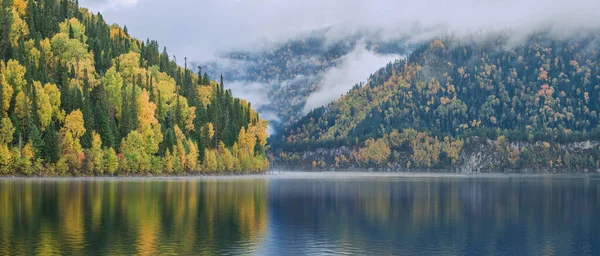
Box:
80 0 600 62
79 0 600 124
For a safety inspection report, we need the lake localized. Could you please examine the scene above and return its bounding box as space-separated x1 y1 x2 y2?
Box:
0 173 599 255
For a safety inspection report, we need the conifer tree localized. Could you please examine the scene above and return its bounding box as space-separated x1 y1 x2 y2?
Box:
129 81 138 130
120 82 129 136
0 0 13 62
81 69 94 148
42 121 59 163
0 0 270 175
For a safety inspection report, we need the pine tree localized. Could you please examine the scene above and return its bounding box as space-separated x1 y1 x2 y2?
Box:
156 88 163 121
38 46 49 83
68 24 75 39
194 104 208 162
26 0 39 42
129 82 138 130
30 80 41 129
161 127 175 156
91 82 115 148
0 0 13 61
69 64 76 79
29 123 45 156
120 82 129 136
174 88 181 128
14 39 26 65
60 0 69 20
42 122 59 163
139 41 145 67
81 69 95 148
0 0 270 175
148 75 154 101
160 47 169 73
203 72 209 85
69 86 83 113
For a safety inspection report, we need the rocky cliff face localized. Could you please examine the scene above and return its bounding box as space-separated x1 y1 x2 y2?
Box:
272 138 600 173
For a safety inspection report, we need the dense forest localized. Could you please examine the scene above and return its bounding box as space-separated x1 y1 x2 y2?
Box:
274 33 600 171
0 0 269 176
200 29 408 129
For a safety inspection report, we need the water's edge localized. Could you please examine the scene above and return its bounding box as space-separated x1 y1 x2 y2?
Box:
273 138 600 173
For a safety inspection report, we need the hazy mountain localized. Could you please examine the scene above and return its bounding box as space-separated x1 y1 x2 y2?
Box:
196 29 410 132
274 31 600 170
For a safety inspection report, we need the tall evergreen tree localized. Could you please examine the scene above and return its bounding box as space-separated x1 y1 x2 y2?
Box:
120 82 129 136
160 47 169 73
128 81 138 130
0 0 270 175
0 0 13 61
81 69 95 148
42 122 59 163
156 88 163 121
203 72 209 85
29 123 44 155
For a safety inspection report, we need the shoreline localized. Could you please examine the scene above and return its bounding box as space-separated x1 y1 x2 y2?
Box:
1 170 599 181
0 172 271 180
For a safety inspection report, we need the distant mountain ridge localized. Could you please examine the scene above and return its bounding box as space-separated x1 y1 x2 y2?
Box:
196 29 410 131
273 32 600 171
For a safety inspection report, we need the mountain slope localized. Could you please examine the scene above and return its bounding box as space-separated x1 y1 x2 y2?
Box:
274 32 600 171
198 30 408 130
0 0 268 175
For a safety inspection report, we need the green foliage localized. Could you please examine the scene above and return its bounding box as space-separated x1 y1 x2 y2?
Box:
201 31 409 129
42 122 58 163
277 34 600 170
0 117 14 144
0 0 13 62
0 0 268 176
354 138 390 167
103 147 118 175
85 131 103 175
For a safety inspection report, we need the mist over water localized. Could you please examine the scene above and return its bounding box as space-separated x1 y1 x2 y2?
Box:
1 174 599 255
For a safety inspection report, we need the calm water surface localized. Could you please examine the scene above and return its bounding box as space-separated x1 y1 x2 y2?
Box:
0 173 599 255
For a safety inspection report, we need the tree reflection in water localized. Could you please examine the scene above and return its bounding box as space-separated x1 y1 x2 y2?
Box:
0 175 599 255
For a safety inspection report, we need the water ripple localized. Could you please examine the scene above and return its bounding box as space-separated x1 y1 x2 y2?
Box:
0 174 598 255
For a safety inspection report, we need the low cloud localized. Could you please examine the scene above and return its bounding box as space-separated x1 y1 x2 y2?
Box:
224 81 272 110
78 0 600 133
80 0 139 12
225 81 280 135
302 44 399 113
80 0 600 64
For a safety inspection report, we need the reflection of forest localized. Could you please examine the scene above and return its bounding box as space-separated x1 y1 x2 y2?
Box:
0 179 268 255
268 177 600 255
0 177 598 255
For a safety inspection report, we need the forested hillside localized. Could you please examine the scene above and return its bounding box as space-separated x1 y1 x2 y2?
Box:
0 0 268 175
275 33 600 171
199 30 408 129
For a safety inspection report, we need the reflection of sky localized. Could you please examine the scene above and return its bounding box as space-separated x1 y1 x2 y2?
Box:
260 184 361 255
0 174 599 255
255 174 600 255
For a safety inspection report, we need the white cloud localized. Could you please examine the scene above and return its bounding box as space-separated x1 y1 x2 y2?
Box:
225 81 271 110
224 81 280 134
80 0 139 12
81 0 600 64
302 44 399 113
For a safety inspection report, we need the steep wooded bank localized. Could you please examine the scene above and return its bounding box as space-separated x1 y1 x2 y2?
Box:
0 0 268 176
272 137 600 173
273 33 600 172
